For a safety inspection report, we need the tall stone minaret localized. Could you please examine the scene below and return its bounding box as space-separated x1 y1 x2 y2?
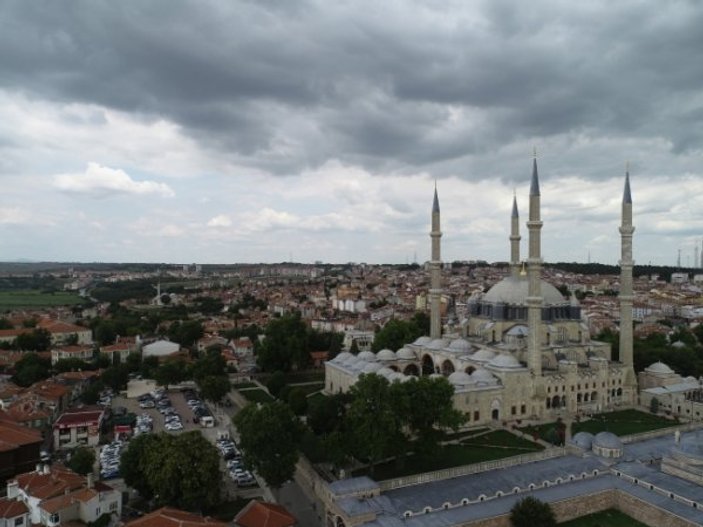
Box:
510 192 521 278
527 155 543 376
430 184 443 339
619 168 635 375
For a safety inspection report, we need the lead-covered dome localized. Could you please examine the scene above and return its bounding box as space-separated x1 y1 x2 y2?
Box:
483 275 565 305
358 351 376 362
488 353 523 369
376 349 396 361
362 362 383 374
333 352 352 363
471 349 496 362
413 336 432 346
397 347 416 360
646 361 674 374
449 339 471 352
448 371 474 386
571 432 594 450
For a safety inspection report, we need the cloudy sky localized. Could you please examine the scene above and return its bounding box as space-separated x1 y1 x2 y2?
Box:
1 0 702 266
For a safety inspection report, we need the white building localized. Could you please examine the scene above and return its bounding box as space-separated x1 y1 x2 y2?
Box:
142 340 180 358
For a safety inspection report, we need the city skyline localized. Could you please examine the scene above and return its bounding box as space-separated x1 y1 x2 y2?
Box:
1 1 702 266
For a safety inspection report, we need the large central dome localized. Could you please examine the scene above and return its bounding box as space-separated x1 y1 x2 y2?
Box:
483 275 565 305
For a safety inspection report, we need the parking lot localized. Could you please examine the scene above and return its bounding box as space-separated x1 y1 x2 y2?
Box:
111 388 206 435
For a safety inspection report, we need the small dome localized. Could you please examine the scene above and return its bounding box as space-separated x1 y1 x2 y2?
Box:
362 362 383 374
448 371 473 386
488 353 522 369
350 361 366 372
377 367 395 379
471 349 496 362
449 339 471 352
593 431 622 450
427 338 448 349
358 351 376 362
571 432 594 450
389 372 405 382
646 361 674 374
376 349 396 361
675 432 703 460
506 325 529 337
397 347 416 360
334 352 352 363
471 368 496 383
429 373 444 380
413 336 432 346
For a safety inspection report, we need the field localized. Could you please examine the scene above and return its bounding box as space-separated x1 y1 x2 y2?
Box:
239 388 274 403
354 430 543 480
0 290 84 311
572 409 678 436
560 508 648 526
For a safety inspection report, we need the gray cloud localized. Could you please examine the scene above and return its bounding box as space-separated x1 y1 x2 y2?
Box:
1 0 703 184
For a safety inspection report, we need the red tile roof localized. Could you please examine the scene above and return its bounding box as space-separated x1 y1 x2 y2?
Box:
234 501 296 527
0 418 43 451
0 497 28 519
126 507 228 527
53 407 104 428
13 465 85 500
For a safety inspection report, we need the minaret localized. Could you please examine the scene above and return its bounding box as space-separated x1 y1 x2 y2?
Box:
429 184 443 339
510 192 521 278
527 154 543 376
619 168 635 373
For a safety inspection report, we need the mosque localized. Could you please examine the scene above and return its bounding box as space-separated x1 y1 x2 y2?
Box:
324 158 638 425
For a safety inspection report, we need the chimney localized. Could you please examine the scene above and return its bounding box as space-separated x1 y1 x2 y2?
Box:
43 464 51 475
36 464 42 474
86 473 94 489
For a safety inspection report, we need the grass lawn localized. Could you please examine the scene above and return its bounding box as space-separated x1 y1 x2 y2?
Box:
208 498 252 521
519 422 563 440
573 409 678 436
239 388 274 403
233 382 257 390
461 430 543 451
441 427 490 441
0 290 84 310
354 431 543 480
560 508 648 526
289 382 325 395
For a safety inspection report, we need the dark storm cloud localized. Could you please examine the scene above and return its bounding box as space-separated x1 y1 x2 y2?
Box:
1 0 703 179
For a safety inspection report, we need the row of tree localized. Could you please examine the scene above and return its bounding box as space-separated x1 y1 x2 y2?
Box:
234 373 463 488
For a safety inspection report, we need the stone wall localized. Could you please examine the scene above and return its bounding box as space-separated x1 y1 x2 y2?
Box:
616 490 700 527
460 489 700 527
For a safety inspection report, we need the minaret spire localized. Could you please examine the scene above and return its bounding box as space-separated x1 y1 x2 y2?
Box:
619 166 635 391
510 191 521 278
429 183 443 339
527 153 543 376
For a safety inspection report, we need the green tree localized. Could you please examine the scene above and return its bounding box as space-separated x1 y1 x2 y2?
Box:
101 365 130 391
167 320 204 347
345 374 403 470
198 375 231 403
192 348 226 381
307 393 347 436
67 447 95 475
154 360 187 389
140 356 160 379
125 352 142 373
234 401 303 488
80 381 104 405
256 313 310 372
54 357 95 373
266 371 287 398
12 353 52 387
390 376 464 457
0 318 12 329
15 328 51 351
510 497 556 527
287 387 308 415
120 432 220 510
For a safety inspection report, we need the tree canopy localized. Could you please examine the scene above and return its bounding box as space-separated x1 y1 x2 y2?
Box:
371 313 430 352
510 497 556 527
120 432 220 511
67 447 95 475
12 353 52 387
234 401 303 488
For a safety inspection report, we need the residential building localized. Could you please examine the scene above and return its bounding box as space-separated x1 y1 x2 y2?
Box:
52 406 104 450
